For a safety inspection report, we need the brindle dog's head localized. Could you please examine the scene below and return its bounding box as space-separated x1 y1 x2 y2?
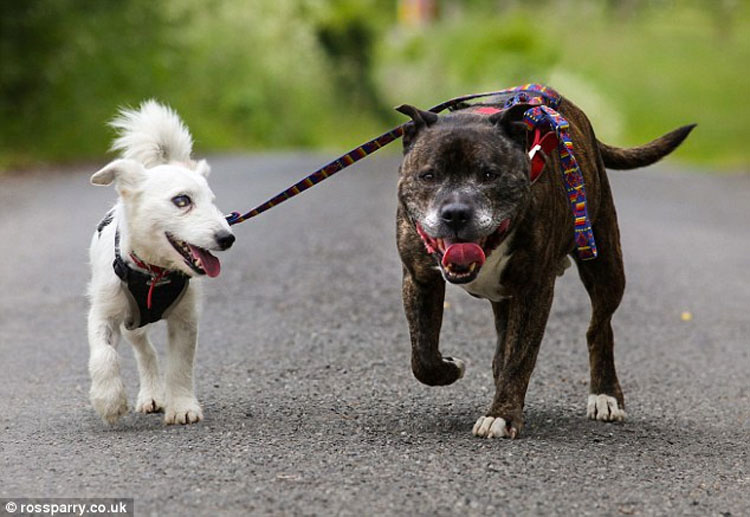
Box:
397 103 534 284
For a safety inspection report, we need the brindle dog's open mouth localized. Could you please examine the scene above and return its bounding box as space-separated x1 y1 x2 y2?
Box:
166 233 221 277
416 219 511 284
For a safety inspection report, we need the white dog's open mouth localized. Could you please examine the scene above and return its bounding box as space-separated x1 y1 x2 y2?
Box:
416 219 511 284
166 233 221 277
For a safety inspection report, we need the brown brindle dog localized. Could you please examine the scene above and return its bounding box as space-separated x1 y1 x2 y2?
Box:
395 91 694 439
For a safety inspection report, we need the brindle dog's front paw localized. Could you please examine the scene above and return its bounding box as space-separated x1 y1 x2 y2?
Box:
587 394 625 422
444 356 466 378
472 415 522 439
412 356 465 386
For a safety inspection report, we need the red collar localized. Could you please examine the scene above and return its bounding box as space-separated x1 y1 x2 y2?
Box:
127 253 172 310
527 128 559 183
128 252 168 277
471 106 558 182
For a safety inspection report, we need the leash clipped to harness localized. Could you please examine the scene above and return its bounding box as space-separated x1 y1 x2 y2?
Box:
521 104 598 259
226 83 597 260
502 87 598 259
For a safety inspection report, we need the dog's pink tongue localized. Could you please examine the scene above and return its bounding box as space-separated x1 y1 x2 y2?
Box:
189 245 221 278
442 243 486 268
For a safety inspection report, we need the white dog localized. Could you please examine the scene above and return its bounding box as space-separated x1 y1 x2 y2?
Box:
87 100 235 425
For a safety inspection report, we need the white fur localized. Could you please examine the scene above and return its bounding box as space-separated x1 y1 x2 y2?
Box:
458 234 514 301
447 357 466 378
472 416 514 439
423 208 440 234
457 238 570 300
587 394 626 422
557 256 572 276
109 99 194 167
87 101 232 425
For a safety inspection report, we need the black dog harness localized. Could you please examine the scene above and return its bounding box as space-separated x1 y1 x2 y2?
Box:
113 230 189 329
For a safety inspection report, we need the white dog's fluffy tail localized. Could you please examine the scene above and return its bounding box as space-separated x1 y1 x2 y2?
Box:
109 100 193 167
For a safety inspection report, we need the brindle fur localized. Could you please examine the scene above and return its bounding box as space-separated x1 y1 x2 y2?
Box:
396 94 694 437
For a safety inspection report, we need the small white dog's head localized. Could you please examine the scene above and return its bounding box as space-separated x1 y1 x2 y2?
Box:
91 101 234 277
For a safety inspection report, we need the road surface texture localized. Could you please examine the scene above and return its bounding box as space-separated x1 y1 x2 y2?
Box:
0 153 748 516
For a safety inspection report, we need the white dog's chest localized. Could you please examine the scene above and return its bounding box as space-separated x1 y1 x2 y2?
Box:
457 241 512 302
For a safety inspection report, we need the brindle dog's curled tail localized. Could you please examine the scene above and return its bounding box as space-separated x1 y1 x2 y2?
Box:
597 124 696 170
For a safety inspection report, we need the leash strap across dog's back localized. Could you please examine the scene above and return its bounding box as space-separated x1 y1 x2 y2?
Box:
224 84 559 226
225 83 597 260
521 105 598 260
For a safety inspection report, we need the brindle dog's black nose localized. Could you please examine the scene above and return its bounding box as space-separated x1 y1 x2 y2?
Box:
440 203 473 232
215 232 235 250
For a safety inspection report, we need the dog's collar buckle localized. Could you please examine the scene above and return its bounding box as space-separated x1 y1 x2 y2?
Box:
527 128 559 184
521 105 598 260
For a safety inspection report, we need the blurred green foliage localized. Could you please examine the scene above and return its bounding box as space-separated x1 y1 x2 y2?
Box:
376 1 750 169
0 0 392 168
1 0 748 170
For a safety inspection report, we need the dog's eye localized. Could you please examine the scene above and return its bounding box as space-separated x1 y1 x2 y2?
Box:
419 171 436 182
172 195 192 208
482 171 499 181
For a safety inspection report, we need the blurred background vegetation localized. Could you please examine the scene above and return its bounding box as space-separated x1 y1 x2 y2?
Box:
1 0 748 171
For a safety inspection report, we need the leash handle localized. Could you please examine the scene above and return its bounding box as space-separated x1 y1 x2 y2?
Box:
225 83 562 225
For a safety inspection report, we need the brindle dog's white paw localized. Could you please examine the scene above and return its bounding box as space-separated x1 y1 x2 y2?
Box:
164 398 203 425
587 394 626 422
444 356 466 379
135 390 164 414
472 416 518 439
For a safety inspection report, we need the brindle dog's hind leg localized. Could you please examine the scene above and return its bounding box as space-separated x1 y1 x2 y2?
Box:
473 281 555 439
401 268 465 386
575 189 626 422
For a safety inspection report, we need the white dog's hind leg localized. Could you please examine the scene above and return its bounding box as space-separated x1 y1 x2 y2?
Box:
124 328 165 414
88 310 128 424
164 302 203 425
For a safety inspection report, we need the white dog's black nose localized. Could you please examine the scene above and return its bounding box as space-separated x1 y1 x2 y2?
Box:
215 232 235 250
440 202 473 232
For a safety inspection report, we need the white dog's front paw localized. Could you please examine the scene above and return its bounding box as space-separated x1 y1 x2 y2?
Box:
472 416 518 439
164 398 203 425
587 394 626 422
90 380 128 424
135 389 164 414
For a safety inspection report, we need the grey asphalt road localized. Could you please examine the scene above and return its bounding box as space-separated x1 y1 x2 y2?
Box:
0 153 748 517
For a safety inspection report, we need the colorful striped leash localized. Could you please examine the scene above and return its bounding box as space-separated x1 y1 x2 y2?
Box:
224 83 559 226
224 83 597 260
521 105 598 260
500 86 597 259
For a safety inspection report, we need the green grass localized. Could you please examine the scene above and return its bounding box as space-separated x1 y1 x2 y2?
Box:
0 0 389 169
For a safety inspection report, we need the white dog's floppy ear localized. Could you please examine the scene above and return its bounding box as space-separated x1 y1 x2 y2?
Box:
195 159 211 178
90 159 146 194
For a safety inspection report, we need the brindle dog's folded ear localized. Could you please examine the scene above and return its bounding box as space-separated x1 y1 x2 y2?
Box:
489 103 532 149
395 104 439 152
